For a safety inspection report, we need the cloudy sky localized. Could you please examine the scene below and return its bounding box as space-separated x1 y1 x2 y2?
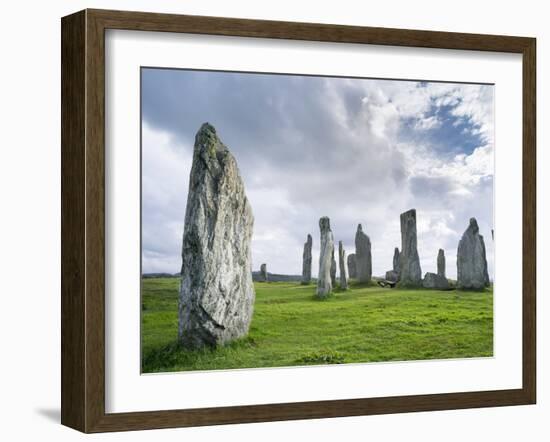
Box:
141 68 494 280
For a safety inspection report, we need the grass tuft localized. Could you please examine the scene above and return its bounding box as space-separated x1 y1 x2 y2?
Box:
296 349 347 365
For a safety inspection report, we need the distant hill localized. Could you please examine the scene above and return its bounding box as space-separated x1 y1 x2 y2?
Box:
143 272 309 283
252 271 307 282
142 272 180 279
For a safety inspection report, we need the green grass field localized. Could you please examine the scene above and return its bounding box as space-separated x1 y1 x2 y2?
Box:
141 278 493 373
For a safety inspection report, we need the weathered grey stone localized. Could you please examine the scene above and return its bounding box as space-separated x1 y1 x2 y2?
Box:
385 270 399 282
338 241 348 290
457 218 490 289
422 272 449 290
347 253 357 279
330 249 337 286
178 123 255 348
398 209 422 287
387 247 401 283
437 249 446 278
355 224 372 283
260 263 268 282
317 217 334 298
301 234 313 285
393 247 401 273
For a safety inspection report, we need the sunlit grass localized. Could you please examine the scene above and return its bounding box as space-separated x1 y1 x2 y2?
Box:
141 278 493 373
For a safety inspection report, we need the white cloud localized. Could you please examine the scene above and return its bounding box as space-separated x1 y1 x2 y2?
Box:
414 115 441 131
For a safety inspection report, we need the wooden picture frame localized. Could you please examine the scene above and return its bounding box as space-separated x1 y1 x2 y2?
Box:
61 8 536 433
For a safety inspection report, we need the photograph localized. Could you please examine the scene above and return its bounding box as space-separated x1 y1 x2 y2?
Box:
140 68 495 374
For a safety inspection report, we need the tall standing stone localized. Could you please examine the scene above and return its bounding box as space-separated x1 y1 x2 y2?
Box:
330 250 337 286
260 263 268 282
398 209 422 287
317 217 334 298
178 123 255 348
347 254 357 279
457 218 490 289
355 224 372 283
393 247 401 273
338 241 348 290
301 234 313 285
437 249 446 278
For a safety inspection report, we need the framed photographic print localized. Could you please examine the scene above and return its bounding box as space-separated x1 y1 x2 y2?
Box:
61 9 536 433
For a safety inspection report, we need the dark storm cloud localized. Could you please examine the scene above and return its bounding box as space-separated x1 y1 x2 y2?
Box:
141 69 411 215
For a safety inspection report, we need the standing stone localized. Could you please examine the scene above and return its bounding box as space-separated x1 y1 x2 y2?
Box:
385 246 401 282
178 123 255 348
398 209 422 287
423 249 449 289
437 249 446 278
347 254 357 279
338 241 348 290
260 263 268 282
317 217 334 298
457 218 490 289
301 234 313 285
393 247 401 273
355 224 372 283
330 250 337 286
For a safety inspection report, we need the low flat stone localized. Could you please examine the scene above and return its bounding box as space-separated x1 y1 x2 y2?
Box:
422 272 449 290
385 270 399 282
